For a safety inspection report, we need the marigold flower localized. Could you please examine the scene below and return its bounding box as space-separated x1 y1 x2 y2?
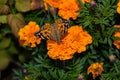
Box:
63 26 92 53
44 0 82 20
114 25 120 28
43 2 48 10
117 1 120 14
87 62 104 79
58 0 81 20
82 0 91 4
117 7 120 14
18 21 41 47
113 25 120 49
44 0 62 8
114 41 120 49
47 40 76 60
47 25 92 60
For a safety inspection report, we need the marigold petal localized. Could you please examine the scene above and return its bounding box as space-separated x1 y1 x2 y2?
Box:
58 0 81 20
18 21 41 47
87 62 104 79
117 7 120 14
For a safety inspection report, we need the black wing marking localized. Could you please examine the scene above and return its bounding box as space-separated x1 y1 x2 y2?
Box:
34 30 46 39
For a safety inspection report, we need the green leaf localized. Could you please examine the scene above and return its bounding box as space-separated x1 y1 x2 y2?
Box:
7 43 18 54
0 37 11 49
88 59 94 64
13 69 20 75
15 0 31 12
0 34 2 40
8 13 26 37
0 50 10 70
0 0 7 5
8 0 14 6
0 15 7 24
49 69 58 79
107 38 112 47
99 37 107 44
18 54 25 62
0 5 10 14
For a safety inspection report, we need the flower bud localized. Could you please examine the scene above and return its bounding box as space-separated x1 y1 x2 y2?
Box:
109 54 116 62
23 68 27 73
90 0 96 9
31 0 44 10
49 7 57 15
78 74 84 80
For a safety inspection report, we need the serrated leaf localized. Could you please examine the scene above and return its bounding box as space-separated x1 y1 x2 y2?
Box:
49 69 58 79
15 0 31 12
34 57 42 63
13 69 20 75
108 38 112 47
43 63 51 68
0 15 7 24
88 59 94 64
8 13 26 37
0 37 11 49
58 70 64 78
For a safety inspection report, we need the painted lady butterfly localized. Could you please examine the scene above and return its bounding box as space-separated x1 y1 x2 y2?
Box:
34 19 70 44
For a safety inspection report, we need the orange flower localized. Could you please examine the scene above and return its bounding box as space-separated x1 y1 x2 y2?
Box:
43 0 82 20
43 2 48 10
44 0 62 8
47 40 76 60
114 25 120 28
63 26 92 53
82 0 91 4
117 1 120 14
113 25 120 49
47 25 92 60
58 0 81 20
87 62 104 79
113 32 120 49
18 21 41 47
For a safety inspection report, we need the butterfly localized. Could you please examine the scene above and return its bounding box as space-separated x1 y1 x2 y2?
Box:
34 19 70 44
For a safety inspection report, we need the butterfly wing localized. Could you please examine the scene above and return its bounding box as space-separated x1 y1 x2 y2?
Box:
51 25 61 43
34 19 70 44
40 23 52 40
34 30 46 39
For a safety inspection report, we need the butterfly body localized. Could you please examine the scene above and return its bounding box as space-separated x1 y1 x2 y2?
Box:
34 19 70 44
